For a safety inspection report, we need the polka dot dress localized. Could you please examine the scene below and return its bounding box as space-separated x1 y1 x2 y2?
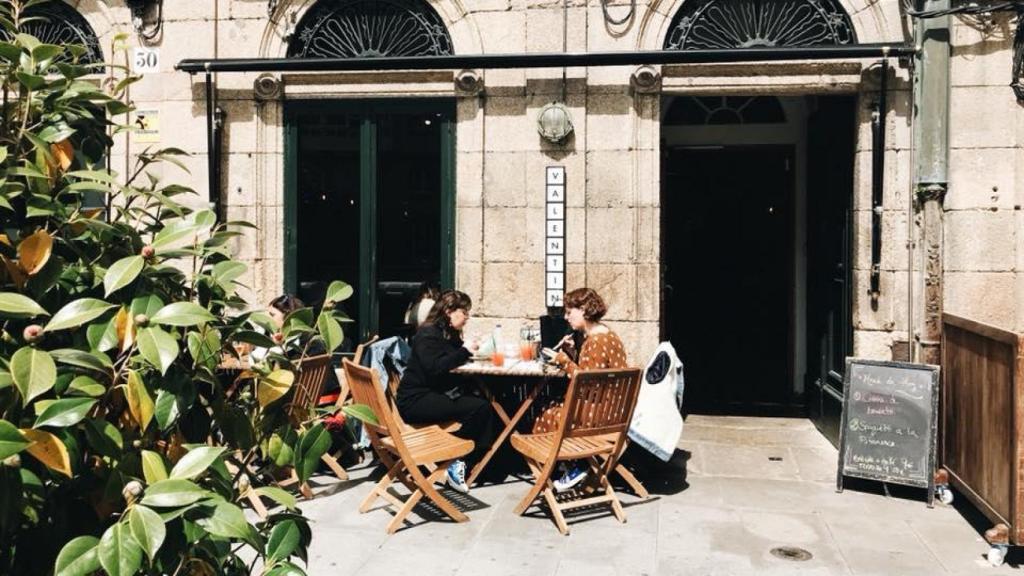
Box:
532 331 628 434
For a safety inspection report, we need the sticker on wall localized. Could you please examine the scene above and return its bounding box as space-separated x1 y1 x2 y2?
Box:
133 109 160 143
545 166 566 308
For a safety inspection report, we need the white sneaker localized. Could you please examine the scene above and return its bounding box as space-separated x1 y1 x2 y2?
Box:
446 460 469 494
553 465 588 493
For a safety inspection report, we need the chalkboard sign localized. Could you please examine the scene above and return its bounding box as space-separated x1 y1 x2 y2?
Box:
836 358 940 505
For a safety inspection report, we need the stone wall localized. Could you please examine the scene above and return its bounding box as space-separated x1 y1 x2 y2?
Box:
947 13 1022 332
65 0 1024 367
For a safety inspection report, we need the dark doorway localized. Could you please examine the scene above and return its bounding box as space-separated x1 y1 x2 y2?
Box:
285 100 455 342
663 146 795 413
805 96 857 446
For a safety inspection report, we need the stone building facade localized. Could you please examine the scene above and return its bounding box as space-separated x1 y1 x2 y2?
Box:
51 1 1024 424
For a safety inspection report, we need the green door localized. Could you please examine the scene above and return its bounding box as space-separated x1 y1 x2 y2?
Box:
284 100 455 344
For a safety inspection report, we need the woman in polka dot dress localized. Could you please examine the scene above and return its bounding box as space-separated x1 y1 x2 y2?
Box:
534 287 628 491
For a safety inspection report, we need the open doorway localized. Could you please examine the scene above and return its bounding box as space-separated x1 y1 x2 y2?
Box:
660 95 856 420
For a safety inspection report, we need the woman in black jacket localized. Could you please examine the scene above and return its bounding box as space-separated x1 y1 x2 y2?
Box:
396 290 496 493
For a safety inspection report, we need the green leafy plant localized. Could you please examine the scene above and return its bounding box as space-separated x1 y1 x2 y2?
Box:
0 1 361 574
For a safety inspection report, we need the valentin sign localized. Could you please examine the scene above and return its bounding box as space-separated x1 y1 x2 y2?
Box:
545 166 565 308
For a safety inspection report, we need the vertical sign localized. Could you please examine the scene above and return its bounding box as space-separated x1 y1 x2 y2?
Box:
545 166 565 308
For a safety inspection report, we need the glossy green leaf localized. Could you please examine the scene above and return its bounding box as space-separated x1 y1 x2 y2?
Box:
294 423 331 485
264 561 306 576
129 294 164 317
194 501 259 548
98 523 143 576
325 280 353 305
87 314 120 353
125 370 154 430
151 220 198 250
67 375 105 397
103 255 144 297
127 505 165 563
34 397 96 428
140 478 206 508
51 348 112 371
45 298 116 332
254 486 297 511
267 520 301 563
0 292 48 318
54 535 101 576
212 260 247 287
83 418 122 458
0 420 30 460
150 302 214 327
141 450 167 484
169 446 225 480
230 330 276 349
153 389 181 432
342 403 379 426
136 327 178 375
11 347 56 405
316 312 343 353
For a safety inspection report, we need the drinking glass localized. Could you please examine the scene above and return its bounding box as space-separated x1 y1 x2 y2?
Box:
491 348 505 367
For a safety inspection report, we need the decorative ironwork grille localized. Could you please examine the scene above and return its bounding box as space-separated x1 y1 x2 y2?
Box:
288 0 453 58
664 96 786 125
664 0 856 50
0 2 103 64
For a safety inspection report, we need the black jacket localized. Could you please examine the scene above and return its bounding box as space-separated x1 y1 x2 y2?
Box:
396 324 471 410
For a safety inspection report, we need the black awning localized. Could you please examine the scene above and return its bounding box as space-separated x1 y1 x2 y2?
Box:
177 43 914 74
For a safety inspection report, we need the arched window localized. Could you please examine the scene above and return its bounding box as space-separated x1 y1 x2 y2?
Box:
664 0 856 51
0 1 103 64
288 0 453 58
664 96 786 126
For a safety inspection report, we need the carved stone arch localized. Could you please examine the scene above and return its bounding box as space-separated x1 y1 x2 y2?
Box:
259 0 482 59
1 0 105 64
637 0 905 52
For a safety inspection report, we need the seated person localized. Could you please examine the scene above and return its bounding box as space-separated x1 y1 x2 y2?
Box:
535 287 628 492
404 281 440 329
396 290 496 494
252 293 340 396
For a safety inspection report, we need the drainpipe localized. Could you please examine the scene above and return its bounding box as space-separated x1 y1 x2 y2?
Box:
913 0 950 366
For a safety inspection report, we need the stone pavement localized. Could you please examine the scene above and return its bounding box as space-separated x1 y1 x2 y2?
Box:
295 416 1017 576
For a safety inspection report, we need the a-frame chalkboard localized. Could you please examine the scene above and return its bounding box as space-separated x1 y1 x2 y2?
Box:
836 358 941 506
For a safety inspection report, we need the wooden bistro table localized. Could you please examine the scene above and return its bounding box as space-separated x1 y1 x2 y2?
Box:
452 359 566 485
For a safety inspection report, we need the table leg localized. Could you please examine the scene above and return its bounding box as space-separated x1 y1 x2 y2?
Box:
468 378 545 485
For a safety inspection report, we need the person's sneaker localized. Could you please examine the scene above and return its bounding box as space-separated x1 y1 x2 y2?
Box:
553 464 588 493
446 459 469 494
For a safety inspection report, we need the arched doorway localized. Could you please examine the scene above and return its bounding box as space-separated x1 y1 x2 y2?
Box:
284 0 456 342
0 1 104 64
660 0 858 431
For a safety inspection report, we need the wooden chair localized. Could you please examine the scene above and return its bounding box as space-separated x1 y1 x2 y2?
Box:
268 354 349 502
510 367 643 535
342 359 474 534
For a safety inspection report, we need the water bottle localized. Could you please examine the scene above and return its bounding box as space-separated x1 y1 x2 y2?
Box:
491 324 504 366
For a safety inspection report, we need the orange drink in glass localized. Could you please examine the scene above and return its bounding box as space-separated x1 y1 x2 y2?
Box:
491 350 505 367
519 341 535 361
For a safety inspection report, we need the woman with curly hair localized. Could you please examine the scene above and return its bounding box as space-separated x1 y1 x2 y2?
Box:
536 287 628 491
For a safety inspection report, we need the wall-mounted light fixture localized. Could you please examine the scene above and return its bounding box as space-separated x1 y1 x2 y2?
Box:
537 102 574 144
125 0 163 43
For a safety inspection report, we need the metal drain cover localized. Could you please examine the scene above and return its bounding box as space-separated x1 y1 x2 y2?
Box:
770 546 813 562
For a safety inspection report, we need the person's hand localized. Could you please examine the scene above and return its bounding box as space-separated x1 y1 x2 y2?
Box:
555 334 575 354
463 338 479 354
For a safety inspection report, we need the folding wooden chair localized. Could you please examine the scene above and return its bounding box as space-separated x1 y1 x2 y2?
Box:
274 354 350 499
510 367 643 535
342 359 474 534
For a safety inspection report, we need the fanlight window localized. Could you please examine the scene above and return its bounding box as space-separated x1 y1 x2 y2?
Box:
664 96 786 126
664 0 856 50
288 0 453 58
0 1 103 64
